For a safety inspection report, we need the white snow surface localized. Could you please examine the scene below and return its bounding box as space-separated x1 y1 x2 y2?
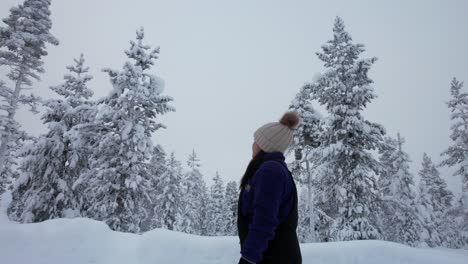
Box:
1 192 467 264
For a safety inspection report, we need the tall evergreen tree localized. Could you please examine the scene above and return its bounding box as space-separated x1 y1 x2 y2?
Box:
417 153 453 246
157 152 183 231
79 28 174 233
0 0 59 192
379 133 423 246
207 171 227 235
441 78 468 210
389 134 416 204
224 180 238 236
141 144 168 232
197 181 210 236
178 149 208 235
440 77 468 247
307 17 385 241
419 153 453 216
8 54 94 222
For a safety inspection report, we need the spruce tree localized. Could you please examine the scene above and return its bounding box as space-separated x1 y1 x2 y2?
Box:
141 144 168 232
441 78 468 209
8 54 94 222
418 153 453 246
440 77 468 247
378 136 399 196
178 149 208 235
157 152 183 231
224 180 238 235
79 28 174 233
419 153 453 215
207 171 227 235
390 134 416 204
198 181 210 236
307 17 385 241
379 133 423 246
0 0 59 192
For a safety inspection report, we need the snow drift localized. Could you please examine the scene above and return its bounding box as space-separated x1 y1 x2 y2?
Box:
1 193 467 264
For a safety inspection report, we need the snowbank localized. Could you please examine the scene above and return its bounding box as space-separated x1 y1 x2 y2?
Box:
1 193 467 264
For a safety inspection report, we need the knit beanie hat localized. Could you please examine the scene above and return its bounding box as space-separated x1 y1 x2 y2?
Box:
254 111 300 153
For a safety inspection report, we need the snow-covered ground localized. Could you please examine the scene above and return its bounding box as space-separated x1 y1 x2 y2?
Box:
1 193 467 264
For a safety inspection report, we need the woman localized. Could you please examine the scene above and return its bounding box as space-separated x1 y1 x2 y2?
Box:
237 111 302 264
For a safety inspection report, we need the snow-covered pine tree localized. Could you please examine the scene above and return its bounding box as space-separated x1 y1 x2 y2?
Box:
198 181 210 235
7 54 94 222
51 55 96 215
377 136 398 196
440 77 468 247
377 135 398 238
207 171 227 235
379 133 423 246
157 152 183 231
417 153 453 247
288 83 325 243
224 180 238 235
178 149 209 235
140 144 168 232
441 78 468 209
442 208 468 248
306 17 385 241
79 28 174 233
379 134 419 205
0 0 59 193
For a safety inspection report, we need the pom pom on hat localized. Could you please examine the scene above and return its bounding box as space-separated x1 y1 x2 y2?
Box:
279 111 300 129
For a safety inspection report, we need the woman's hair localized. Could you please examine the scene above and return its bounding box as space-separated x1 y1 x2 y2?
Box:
239 150 267 190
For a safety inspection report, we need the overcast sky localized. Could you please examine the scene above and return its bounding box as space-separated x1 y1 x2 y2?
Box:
1 0 467 194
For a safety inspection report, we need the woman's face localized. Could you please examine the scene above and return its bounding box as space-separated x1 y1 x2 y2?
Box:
252 142 261 159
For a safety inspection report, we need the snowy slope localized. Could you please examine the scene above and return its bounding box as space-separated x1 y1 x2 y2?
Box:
1 193 467 264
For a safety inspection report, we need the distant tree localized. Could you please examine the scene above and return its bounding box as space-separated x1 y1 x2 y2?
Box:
197 182 211 236
441 78 468 209
157 152 183 231
379 133 423 246
383 134 416 204
8 54 94 222
0 0 59 193
440 77 468 247
307 17 385 241
224 180 238 235
440 208 468 248
417 153 453 246
178 149 209 235
207 171 227 235
78 28 174 233
140 144 168 232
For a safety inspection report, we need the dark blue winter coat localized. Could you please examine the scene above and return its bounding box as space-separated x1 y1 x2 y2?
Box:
238 151 297 263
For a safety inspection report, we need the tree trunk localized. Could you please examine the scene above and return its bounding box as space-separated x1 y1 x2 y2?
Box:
305 157 317 242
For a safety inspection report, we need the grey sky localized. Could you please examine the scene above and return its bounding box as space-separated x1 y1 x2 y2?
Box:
1 0 467 194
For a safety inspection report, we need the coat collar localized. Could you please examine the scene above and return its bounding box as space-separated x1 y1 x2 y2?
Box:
263 151 285 162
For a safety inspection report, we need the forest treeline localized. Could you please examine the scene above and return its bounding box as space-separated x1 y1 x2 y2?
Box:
0 0 467 249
